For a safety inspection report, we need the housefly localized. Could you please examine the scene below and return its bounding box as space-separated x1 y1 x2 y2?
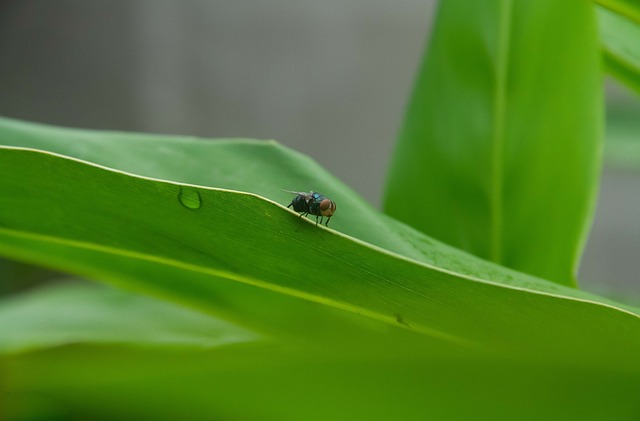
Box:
284 190 336 226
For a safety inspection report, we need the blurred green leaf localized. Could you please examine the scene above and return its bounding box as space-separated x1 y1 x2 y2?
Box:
605 105 640 170
384 0 602 286
0 258 58 295
596 0 640 24
599 6 640 93
4 342 640 420
0 282 257 354
1 118 640 419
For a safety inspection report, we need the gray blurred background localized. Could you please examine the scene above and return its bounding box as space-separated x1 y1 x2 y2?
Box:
0 1 638 301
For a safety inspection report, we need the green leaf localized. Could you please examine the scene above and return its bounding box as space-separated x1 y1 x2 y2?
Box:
0 116 583 293
2 284 640 420
0 282 257 354
605 105 640 170
4 340 640 420
2 118 640 419
598 5 640 93
596 0 640 24
384 0 603 286
0 118 639 367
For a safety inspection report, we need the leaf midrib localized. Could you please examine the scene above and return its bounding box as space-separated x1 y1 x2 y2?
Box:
490 0 513 263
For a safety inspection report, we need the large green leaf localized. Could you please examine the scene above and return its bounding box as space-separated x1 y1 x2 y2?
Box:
384 0 603 286
0 116 586 293
2 118 640 419
0 117 639 361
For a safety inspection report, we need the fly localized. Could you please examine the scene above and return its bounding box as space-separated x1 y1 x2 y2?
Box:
284 190 336 226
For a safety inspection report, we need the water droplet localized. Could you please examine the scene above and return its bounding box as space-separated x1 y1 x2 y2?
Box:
178 187 202 209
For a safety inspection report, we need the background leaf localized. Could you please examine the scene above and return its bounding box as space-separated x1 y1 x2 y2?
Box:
596 0 640 24
0 281 257 354
384 0 602 286
599 5 640 93
605 105 640 170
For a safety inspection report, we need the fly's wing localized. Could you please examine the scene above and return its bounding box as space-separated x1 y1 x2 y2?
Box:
283 190 309 213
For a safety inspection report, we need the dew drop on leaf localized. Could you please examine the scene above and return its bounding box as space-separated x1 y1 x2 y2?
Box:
178 187 202 210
